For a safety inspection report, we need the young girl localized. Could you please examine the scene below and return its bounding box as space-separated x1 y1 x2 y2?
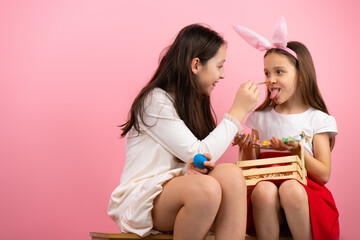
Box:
108 24 260 240
234 17 339 240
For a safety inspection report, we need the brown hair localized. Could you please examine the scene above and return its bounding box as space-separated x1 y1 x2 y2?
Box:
256 41 335 150
120 24 225 139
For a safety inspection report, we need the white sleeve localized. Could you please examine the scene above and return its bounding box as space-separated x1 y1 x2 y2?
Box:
140 90 240 163
315 114 338 138
245 111 257 130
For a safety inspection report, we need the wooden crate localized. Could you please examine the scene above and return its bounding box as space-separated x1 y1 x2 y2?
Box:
236 140 307 191
237 155 307 190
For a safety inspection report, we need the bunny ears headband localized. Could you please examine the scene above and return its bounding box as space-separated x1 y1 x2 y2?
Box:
233 16 297 60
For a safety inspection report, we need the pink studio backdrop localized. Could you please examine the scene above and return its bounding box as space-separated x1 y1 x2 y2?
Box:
1 1 359 239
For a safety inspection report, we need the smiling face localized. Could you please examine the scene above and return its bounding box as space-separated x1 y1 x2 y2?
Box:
195 44 226 96
264 52 300 106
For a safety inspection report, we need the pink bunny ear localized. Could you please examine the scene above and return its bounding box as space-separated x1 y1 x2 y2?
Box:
233 25 271 51
272 16 288 48
233 16 297 59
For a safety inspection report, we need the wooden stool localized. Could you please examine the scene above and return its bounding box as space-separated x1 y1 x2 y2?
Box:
90 232 293 239
90 232 216 240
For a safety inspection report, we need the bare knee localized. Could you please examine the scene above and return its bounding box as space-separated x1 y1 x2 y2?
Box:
210 163 246 188
279 180 308 209
251 181 279 208
185 175 222 210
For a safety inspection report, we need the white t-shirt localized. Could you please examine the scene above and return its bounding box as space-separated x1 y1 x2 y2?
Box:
108 88 242 236
246 107 337 156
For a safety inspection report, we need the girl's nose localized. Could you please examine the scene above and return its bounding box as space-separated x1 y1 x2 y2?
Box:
269 76 277 84
220 71 225 79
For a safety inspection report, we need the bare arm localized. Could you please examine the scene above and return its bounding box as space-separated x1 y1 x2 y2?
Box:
304 133 331 185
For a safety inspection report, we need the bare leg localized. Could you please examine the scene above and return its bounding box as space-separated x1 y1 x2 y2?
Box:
251 181 281 240
279 180 312 240
152 174 222 240
208 163 247 240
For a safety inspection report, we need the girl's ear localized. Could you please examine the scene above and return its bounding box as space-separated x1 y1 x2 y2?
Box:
298 75 303 83
191 57 201 75
297 75 304 90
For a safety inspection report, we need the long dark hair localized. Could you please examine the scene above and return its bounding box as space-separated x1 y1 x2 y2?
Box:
120 24 225 139
256 41 335 150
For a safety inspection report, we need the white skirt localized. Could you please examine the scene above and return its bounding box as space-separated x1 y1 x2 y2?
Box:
108 168 183 237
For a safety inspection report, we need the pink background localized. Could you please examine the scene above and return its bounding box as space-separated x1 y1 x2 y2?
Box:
1 1 359 239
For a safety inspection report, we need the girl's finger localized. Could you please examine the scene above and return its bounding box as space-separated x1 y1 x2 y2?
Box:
232 137 241 146
253 134 258 143
202 153 212 160
278 140 289 148
244 135 251 147
244 80 254 89
249 82 258 92
197 168 208 174
234 133 245 146
203 161 215 168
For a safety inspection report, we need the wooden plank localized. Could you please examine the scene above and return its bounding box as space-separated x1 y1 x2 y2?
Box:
90 232 173 239
242 164 299 177
90 232 292 240
245 172 306 186
245 172 298 185
89 232 215 240
237 156 302 169
243 163 306 181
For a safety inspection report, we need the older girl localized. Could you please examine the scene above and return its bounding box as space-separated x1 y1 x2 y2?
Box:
108 24 259 240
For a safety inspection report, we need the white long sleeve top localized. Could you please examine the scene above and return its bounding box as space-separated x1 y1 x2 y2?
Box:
108 88 241 236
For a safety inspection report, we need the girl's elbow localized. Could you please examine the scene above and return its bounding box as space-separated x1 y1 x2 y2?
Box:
309 171 330 185
318 178 328 186
318 174 330 186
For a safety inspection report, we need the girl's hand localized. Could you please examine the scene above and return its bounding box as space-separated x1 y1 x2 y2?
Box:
228 81 260 123
233 131 257 149
187 153 214 175
269 137 301 156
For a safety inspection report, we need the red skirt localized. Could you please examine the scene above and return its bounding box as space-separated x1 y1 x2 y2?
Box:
246 152 340 240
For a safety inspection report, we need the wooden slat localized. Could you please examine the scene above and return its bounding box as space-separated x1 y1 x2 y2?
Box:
242 164 299 177
89 232 214 240
245 172 306 186
90 232 293 240
237 156 304 170
244 164 306 181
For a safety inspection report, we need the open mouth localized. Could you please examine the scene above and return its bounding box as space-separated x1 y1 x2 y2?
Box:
270 88 280 100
